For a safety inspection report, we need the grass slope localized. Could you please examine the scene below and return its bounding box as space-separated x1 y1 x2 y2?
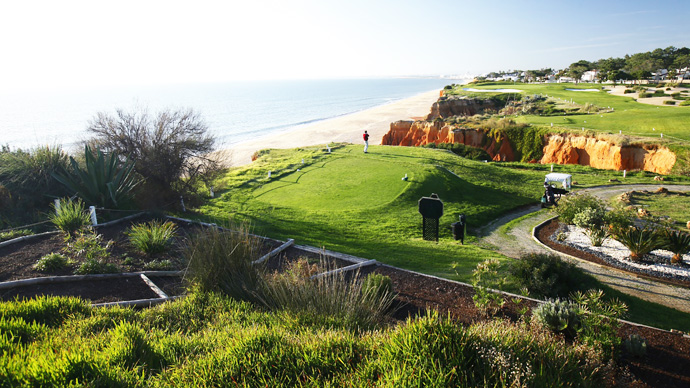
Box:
202 145 544 281
195 144 690 330
449 83 690 142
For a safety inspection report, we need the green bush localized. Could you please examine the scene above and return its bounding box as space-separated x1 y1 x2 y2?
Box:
0 296 90 327
638 92 652 98
52 145 139 210
0 229 32 242
662 229 690 263
143 259 175 271
183 225 265 304
572 289 627 360
127 220 178 255
49 198 91 236
362 273 394 301
75 258 119 275
0 145 71 218
573 207 610 246
64 232 112 261
554 193 606 225
680 100 690 106
471 259 505 316
509 253 589 299
664 100 676 105
613 226 664 262
33 252 72 272
532 299 581 339
262 259 396 330
623 89 635 94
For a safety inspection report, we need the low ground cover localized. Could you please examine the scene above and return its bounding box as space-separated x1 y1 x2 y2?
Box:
625 189 690 230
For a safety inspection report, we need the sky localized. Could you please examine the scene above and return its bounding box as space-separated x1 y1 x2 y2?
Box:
1 0 689 91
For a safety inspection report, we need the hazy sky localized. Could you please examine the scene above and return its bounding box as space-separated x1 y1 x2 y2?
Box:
1 0 689 90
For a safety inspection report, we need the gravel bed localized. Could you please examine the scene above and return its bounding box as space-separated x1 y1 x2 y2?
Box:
554 225 690 282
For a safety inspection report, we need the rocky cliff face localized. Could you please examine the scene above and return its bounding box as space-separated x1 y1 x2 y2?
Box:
426 96 499 120
381 121 515 161
382 123 676 173
540 134 676 174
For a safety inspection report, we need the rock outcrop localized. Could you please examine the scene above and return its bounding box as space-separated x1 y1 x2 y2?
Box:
381 121 515 161
540 134 676 174
426 96 499 120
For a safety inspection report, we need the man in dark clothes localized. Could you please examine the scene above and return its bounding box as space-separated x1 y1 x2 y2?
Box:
363 130 369 153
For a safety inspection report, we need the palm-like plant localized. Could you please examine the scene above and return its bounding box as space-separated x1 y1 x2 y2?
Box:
52 146 139 209
663 229 690 264
613 226 664 262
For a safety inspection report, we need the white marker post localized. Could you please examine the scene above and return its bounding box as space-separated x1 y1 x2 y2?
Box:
301 158 304 164
180 196 186 212
623 170 627 178
268 170 272 178
54 199 61 214
550 164 554 172
210 187 214 198
89 206 98 226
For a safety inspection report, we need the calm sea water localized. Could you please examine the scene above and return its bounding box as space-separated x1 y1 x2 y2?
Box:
0 78 455 151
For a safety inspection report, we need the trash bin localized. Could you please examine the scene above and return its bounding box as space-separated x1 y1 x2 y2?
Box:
451 214 466 244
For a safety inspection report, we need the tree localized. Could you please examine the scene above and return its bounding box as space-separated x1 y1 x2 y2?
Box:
87 108 224 208
568 60 592 83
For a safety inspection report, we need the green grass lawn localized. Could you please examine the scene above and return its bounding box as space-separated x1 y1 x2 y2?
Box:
629 189 690 230
448 83 690 142
191 144 690 331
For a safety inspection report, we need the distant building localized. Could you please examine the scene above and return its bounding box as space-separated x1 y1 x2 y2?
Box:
581 70 598 82
558 76 575 83
652 69 668 81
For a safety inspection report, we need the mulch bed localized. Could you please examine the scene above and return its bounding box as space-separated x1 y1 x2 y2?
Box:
1 214 690 387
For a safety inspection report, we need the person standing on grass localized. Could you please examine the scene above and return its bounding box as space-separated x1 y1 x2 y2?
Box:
363 130 369 153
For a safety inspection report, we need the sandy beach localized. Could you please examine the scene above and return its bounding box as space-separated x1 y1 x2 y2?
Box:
224 89 442 167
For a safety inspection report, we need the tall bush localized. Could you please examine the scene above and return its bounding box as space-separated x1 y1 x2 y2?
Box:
52 145 139 209
49 198 91 237
509 253 589 299
554 193 606 225
86 108 224 207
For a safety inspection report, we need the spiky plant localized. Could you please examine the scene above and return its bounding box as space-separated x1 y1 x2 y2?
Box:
52 145 139 209
663 229 690 264
613 226 663 262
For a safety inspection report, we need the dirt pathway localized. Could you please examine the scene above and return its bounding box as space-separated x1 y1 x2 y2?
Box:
477 184 690 315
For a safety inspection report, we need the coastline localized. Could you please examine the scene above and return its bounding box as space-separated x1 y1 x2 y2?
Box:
224 89 442 167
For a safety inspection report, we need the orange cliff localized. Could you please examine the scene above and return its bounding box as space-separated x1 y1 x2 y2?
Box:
381 121 515 161
540 134 676 174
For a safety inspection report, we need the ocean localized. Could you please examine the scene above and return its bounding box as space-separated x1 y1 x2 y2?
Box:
0 78 455 151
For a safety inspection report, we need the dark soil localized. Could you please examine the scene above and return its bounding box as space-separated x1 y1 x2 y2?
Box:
1 214 690 387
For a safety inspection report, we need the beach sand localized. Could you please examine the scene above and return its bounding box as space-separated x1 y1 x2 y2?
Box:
224 89 441 167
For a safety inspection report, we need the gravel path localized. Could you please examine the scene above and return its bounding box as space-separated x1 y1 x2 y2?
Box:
477 184 690 315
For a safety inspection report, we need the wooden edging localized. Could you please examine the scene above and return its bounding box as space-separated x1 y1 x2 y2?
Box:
0 271 183 291
253 239 294 265
0 231 60 249
91 295 183 308
140 274 169 299
310 259 377 280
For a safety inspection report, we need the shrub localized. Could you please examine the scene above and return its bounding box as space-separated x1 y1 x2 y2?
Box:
0 295 90 327
613 226 664 262
509 253 589 299
638 92 652 98
572 289 627 360
573 207 610 246
127 220 178 255
75 258 119 275
532 299 581 339
33 252 72 272
52 145 139 209
554 193 606 225
0 229 32 242
623 89 635 94
49 198 91 237
664 100 676 105
0 145 71 214
471 259 505 316
680 100 690 106
663 229 690 264
87 108 224 207
183 225 265 304
64 232 112 261
143 259 175 271
262 259 397 329
362 273 394 301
